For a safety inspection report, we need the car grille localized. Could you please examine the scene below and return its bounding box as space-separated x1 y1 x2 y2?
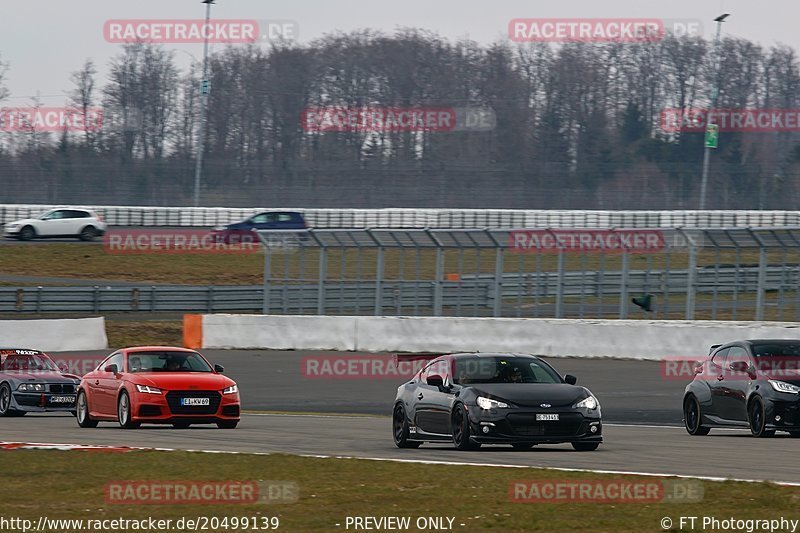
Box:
222 405 240 417
139 405 162 417
165 391 221 415
507 413 583 437
49 384 75 394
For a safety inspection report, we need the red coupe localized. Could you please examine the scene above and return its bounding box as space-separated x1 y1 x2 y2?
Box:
76 346 240 429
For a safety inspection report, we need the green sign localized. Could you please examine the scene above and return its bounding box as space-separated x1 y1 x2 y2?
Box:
705 124 719 149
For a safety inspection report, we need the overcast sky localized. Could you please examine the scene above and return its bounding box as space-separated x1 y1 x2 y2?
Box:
0 0 796 104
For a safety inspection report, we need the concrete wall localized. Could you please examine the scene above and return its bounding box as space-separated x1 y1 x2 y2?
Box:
0 317 108 351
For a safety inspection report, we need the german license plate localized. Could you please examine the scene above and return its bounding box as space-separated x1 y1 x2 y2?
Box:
181 397 210 406
536 413 559 421
49 395 75 404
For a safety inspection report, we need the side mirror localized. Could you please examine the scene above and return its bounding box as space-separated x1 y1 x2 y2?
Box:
426 374 444 389
729 361 754 378
214 364 224 373
564 374 577 385
104 364 118 374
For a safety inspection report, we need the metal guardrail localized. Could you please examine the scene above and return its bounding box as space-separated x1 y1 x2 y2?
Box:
2 204 800 228
4 227 800 321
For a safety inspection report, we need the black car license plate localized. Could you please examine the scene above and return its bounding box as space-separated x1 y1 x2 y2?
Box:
536 413 559 421
181 397 210 406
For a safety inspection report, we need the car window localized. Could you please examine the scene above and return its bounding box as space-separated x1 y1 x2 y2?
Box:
710 348 729 374
68 210 90 218
278 213 294 222
125 351 212 373
250 214 269 224
42 210 66 220
453 357 561 384
102 353 123 373
726 347 751 373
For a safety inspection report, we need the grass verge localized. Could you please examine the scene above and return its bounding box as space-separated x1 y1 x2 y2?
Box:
0 449 797 532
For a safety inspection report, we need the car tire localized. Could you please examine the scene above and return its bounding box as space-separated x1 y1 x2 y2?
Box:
451 404 480 451
217 420 239 429
117 391 140 429
18 226 35 241
512 443 536 450
0 382 24 417
684 395 711 436
748 397 775 438
76 391 98 428
172 421 191 429
571 442 600 451
392 404 422 449
79 226 97 242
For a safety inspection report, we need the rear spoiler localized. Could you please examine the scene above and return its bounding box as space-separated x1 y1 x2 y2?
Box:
709 344 722 355
391 353 448 368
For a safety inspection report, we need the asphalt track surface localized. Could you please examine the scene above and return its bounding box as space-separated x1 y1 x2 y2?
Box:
7 351 800 483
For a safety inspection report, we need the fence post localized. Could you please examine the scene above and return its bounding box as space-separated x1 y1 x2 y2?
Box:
485 230 504 318
262 246 272 314
619 250 629 319
755 234 768 321
555 249 565 319
683 230 697 320
318 245 327 315
366 230 383 316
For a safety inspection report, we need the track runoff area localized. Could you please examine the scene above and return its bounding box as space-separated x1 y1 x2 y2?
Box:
3 350 800 532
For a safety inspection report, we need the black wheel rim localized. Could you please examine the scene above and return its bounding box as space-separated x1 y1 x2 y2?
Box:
686 399 698 431
751 402 763 433
453 409 464 444
0 387 9 413
393 407 404 442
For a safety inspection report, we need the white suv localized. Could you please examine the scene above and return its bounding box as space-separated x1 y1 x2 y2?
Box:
3 208 107 241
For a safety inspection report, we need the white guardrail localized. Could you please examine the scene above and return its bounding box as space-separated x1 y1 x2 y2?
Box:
2 205 800 228
185 314 800 360
0 317 108 351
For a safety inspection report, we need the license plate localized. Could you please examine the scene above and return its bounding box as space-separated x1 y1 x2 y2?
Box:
181 397 210 406
49 395 75 404
536 413 559 421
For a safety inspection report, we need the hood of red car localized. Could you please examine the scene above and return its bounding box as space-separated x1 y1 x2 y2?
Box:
130 372 234 391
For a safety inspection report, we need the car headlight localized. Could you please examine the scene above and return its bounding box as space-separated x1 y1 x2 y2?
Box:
223 384 238 395
574 395 599 410
136 385 162 394
769 380 800 394
6 223 19 229
18 383 45 392
476 396 508 409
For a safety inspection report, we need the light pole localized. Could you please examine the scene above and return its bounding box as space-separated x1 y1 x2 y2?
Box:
698 13 729 210
193 0 215 207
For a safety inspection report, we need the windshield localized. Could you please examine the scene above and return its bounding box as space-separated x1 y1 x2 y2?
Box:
127 351 212 373
452 357 561 385
0 351 59 372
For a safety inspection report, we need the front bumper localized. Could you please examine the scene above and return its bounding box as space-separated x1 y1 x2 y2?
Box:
12 392 76 412
765 398 800 431
3 227 21 238
130 389 241 424
467 405 602 444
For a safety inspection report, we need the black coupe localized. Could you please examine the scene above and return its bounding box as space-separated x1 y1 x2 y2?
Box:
392 353 602 451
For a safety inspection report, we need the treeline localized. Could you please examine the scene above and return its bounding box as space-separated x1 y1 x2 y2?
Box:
1 29 800 208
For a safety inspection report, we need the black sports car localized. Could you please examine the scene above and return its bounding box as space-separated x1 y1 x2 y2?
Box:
392 353 602 451
0 348 80 416
684 339 800 437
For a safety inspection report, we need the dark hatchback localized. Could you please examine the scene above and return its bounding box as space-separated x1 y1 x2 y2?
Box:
393 353 602 451
211 211 307 244
684 339 800 437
